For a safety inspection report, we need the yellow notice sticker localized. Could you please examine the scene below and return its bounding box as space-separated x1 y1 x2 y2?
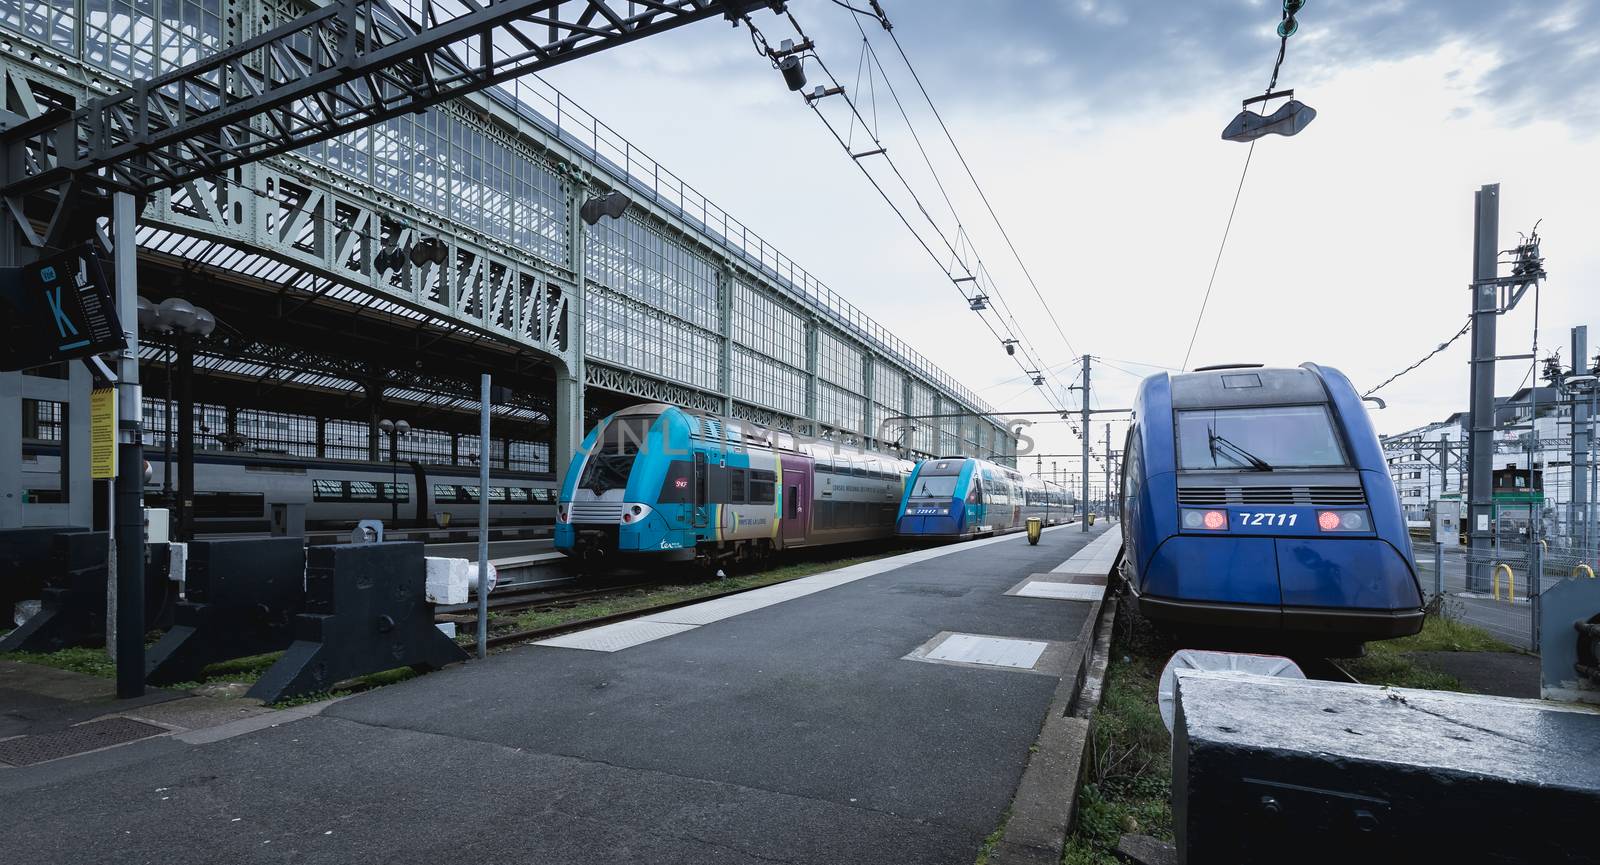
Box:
90 387 116 479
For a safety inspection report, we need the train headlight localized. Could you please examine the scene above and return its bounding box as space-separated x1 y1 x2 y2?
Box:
1182 509 1228 530
557 504 569 524
1317 510 1368 532
620 503 652 524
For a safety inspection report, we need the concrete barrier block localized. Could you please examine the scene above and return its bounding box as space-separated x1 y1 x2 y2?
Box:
424 557 470 605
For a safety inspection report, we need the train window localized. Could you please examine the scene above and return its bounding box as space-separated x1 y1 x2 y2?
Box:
1176 405 1346 470
380 483 409 503
433 484 457 503
730 468 747 504
348 481 380 502
530 488 552 503
505 487 527 502
194 492 264 518
312 480 345 501
750 469 776 504
488 487 507 502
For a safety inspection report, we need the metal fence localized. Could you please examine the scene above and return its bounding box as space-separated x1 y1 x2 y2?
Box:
1411 531 1600 653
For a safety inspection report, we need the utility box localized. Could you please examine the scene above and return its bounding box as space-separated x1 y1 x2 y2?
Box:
1431 500 1461 547
270 502 306 538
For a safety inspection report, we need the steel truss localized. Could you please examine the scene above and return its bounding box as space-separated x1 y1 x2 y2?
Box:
0 0 1011 460
3 0 772 200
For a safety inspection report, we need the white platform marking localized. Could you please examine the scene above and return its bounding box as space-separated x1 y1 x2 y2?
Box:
1016 581 1106 601
1051 528 1122 574
925 633 1049 670
534 619 697 652
533 522 1082 653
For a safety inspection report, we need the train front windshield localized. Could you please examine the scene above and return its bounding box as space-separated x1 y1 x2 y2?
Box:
1175 405 1346 471
909 474 962 499
576 415 653 493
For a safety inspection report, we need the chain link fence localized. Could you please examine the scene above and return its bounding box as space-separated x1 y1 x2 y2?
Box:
1411 507 1600 652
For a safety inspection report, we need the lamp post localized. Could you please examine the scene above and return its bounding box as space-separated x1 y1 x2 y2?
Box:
379 418 411 525
154 297 215 540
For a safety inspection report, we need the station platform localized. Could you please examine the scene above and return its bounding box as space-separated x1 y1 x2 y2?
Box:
0 523 1119 865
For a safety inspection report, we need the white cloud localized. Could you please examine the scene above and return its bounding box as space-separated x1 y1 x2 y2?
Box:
539 16 1599 472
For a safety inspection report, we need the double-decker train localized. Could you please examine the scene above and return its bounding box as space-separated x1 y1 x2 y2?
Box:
554 404 913 569
1118 362 1424 650
895 457 1071 539
21 443 556 533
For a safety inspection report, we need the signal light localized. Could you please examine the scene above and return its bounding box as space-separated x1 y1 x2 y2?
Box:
1317 510 1369 532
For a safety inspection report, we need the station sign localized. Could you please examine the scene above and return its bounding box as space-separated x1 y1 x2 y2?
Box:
90 387 117 479
0 244 124 372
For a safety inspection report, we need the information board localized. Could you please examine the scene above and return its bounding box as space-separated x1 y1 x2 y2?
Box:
90 387 117 479
0 244 124 371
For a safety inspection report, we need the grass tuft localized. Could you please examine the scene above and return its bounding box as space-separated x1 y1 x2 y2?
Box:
1062 613 1174 865
1342 611 1516 691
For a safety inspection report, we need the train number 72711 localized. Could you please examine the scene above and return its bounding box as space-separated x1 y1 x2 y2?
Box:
1238 512 1296 527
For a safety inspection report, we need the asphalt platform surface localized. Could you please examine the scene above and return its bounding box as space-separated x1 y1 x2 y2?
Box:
0 525 1106 865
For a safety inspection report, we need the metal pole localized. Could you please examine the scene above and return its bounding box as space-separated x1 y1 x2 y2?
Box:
476 373 491 660
163 349 173 503
389 432 399 526
1080 355 1091 530
1466 183 1500 592
1572 327 1590 549
112 191 145 698
176 332 194 541
1433 541 1444 602
1104 423 1112 521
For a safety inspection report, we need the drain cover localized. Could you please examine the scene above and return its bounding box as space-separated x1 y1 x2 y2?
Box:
0 717 166 766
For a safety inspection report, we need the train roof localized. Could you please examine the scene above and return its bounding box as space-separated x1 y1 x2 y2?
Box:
1168 364 1333 409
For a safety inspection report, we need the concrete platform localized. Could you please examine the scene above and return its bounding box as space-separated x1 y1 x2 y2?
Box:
0 523 1115 865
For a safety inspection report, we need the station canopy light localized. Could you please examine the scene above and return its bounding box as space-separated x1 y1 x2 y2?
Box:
1222 93 1316 142
580 190 633 226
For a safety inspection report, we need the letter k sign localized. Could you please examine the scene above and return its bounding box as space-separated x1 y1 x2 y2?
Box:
44 285 79 338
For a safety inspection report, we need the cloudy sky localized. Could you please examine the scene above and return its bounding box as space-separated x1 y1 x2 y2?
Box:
542 0 1600 485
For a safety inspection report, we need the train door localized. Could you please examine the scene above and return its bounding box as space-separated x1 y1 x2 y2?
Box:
781 454 810 544
692 451 709 529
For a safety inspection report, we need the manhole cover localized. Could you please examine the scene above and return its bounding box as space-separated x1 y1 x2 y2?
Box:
0 717 166 766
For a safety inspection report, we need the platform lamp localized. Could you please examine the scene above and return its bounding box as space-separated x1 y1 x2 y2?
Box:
379 418 411 525
156 297 215 540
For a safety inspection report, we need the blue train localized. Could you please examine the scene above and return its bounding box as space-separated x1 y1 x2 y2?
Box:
1118 363 1424 648
555 404 912 570
896 457 1071 540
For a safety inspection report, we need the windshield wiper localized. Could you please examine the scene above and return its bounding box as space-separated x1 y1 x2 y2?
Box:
583 453 632 493
1208 429 1273 472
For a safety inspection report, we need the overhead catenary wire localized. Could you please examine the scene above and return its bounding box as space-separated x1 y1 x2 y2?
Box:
743 10 1115 468
1363 316 1473 398
1180 139 1256 371
857 6 1081 362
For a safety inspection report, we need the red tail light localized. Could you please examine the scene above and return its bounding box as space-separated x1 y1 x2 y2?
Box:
1202 509 1228 530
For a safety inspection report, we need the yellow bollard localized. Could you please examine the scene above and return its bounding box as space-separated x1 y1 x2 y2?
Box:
1492 563 1515 601
1574 563 1597 580
1088 513 1096 527
1026 516 1042 545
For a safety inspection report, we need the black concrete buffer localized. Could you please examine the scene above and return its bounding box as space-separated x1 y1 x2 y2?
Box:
0 530 109 653
246 542 467 704
1172 668 1600 865
145 537 307 685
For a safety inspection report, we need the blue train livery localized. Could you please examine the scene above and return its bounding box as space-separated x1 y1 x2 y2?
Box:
896 457 1070 540
1118 363 1424 647
555 403 912 570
